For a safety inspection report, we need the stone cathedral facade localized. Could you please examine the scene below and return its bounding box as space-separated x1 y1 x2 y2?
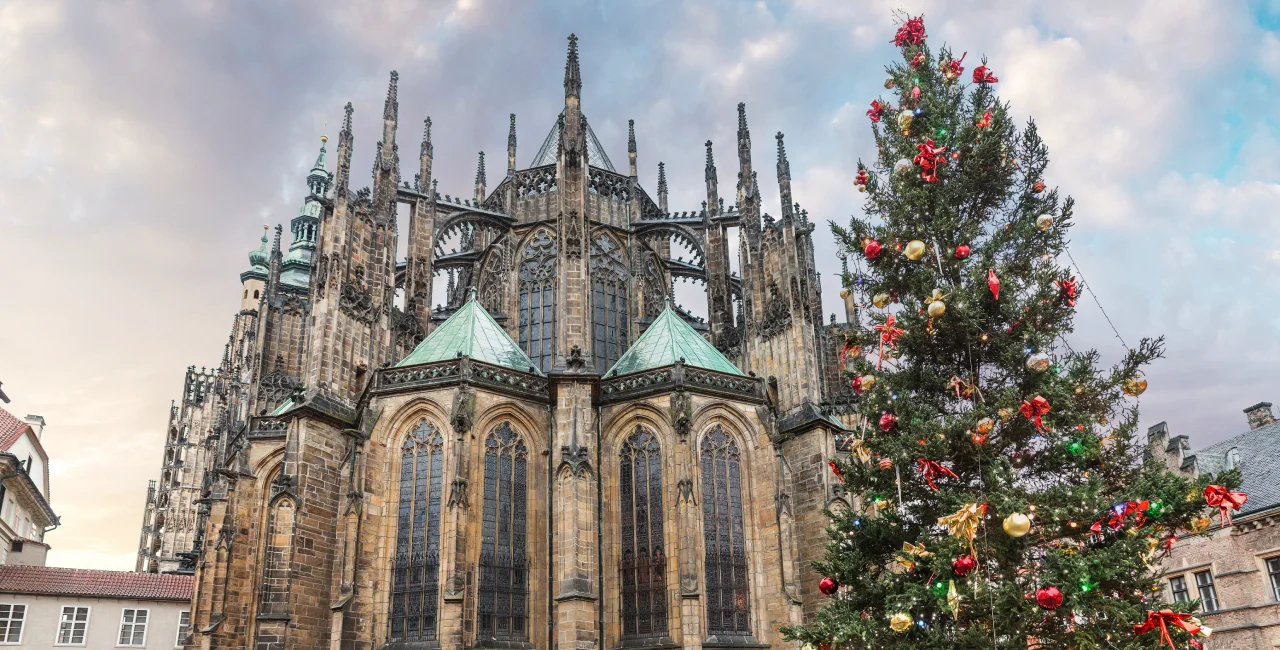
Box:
137 35 865 650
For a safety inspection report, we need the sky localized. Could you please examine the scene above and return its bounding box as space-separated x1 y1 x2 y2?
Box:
1 0 1279 571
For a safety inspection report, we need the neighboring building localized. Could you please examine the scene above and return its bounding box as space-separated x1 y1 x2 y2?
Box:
0 408 56 566
140 35 866 650
0 565 192 648
1148 401 1280 649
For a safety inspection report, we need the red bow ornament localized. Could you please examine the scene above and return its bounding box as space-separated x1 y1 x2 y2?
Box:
879 412 898 432
910 51 926 69
943 52 967 81
975 110 992 129
828 460 844 482
987 269 1000 300
972 65 999 84
1019 396 1051 430
866 100 885 123
1203 484 1248 527
913 138 948 183
874 315 904 370
916 459 958 490
1133 610 1207 650
838 337 861 368
947 376 973 399
892 15 927 47
1091 500 1150 533
1056 276 1078 308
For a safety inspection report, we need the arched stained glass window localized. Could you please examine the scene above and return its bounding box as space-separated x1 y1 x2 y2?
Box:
591 234 629 372
701 425 750 636
389 421 445 642
478 423 529 642
620 426 667 638
518 230 557 372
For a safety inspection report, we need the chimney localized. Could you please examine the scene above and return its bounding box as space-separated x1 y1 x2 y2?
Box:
22 415 44 439
1243 402 1276 430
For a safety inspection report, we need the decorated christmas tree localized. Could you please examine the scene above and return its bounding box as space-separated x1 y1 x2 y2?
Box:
781 14 1246 650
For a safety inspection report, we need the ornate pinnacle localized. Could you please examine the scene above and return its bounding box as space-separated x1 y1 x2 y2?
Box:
705 140 716 180
508 113 517 148
776 132 790 177
341 102 354 136
627 119 636 153
657 162 668 196
564 34 582 96
737 102 749 142
475 152 486 186
384 71 399 119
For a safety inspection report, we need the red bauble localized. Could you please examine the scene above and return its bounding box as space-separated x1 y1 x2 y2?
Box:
951 554 976 577
1032 180 1046 193
879 457 893 470
850 375 864 394
953 244 970 260
1035 585 1063 610
864 240 883 259
819 576 839 596
879 412 898 431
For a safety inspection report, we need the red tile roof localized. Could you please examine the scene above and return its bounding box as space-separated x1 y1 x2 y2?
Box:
0 566 192 601
0 408 30 452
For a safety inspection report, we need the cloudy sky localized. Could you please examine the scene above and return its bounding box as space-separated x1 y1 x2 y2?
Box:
2 0 1278 570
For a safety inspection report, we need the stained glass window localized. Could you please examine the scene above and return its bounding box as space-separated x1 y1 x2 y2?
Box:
518 230 557 372
620 426 667 638
701 425 750 636
591 234 630 372
478 422 529 642
389 421 445 642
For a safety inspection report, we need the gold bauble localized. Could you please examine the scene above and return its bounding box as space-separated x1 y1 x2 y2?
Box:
998 407 1013 421
927 300 946 318
975 417 994 435
857 184 868 193
889 612 912 633
1189 516 1211 533
859 375 877 391
1035 214 1054 231
839 287 852 299
884 76 896 89
1002 512 1032 537
1122 373 1148 397
904 240 927 261
872 292 892 309
897 110 914 130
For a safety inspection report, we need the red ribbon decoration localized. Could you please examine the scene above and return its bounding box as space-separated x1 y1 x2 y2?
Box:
946 52 967 78
913 138 948 183
987 269 1000 300
874 315 904 370
879 412 898 432
1019 396 1050 430
838 336 860 367
946 376 973 399
1090 500 1150 533
850 375 865 394
910 51 926 69
975 110 992 129
1203 485 1248 527
866 100 884 123
892 15 927 47
1057 276 1078 307
973 65 999 83
828 460 844 482
916 459 958 490
1133 610 1202 650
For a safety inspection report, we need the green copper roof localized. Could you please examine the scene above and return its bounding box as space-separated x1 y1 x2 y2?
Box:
605 304 743 378
271 399 293 416
396 291 543 375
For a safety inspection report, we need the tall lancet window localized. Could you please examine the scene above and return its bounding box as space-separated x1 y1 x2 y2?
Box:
590 234 629 372
518 230 557 372
478 423 529 642
389 422 445 642
700 425 751 636
619 426 667 638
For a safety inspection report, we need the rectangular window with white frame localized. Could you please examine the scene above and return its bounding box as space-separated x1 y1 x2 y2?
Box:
1194 570 1219 612
117 608 148 647
0 604 25 644
56 606 90 646
175 611 190 648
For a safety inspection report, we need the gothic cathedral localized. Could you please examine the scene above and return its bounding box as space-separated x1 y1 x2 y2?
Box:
137 35 863 650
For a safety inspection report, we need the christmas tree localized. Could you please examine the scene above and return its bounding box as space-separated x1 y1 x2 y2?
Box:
781 14 1245 650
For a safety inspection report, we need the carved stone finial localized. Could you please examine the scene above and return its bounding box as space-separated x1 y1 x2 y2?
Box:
657 162 668 195
564 34 582 97
384 70 399 119
627 119 636 153
421 118 433 158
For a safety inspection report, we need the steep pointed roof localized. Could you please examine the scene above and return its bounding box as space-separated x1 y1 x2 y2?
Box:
529 111 616 171
397 291 543 375
605 303 743 378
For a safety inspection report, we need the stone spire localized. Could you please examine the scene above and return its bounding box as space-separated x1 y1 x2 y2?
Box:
776 132 793 220
474 152 487 202
335 102 354 197
627 119 637 179
373 71 400 223
657 162 668 214
507 114 517 175
736 102 758 236
564 33 581 98
383 70 399 122
419 118 433 193
704 140 719 216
